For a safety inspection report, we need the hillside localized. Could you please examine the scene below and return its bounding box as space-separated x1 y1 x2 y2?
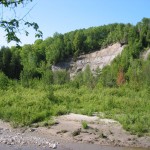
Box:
0 18 150 82
52 43 125 78
0 18 150 140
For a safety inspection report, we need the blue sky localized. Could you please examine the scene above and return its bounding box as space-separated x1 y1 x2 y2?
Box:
0 0 150 47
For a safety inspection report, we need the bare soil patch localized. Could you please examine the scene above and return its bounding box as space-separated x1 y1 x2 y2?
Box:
0 113 150 149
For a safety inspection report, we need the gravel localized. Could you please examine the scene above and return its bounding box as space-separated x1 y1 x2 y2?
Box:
0 127 58 149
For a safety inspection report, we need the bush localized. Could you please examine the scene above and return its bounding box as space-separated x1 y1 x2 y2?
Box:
0 72 9 90
53 105 68 116
53 70 70 85
82 121 88 129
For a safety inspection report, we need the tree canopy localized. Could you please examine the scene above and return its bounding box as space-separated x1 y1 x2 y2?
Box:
0 18 150 90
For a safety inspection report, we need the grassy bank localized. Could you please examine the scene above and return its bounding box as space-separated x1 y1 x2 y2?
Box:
0 82 149 136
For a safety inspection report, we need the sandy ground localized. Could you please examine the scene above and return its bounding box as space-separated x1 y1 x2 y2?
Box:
0 113 150 150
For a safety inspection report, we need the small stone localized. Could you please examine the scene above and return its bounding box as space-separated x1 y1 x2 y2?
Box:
72 128 81 136
52 143 57 149
4 128 9 131
30 128 36 132
45 141 49 144
49 143 52 148
7 142 11 145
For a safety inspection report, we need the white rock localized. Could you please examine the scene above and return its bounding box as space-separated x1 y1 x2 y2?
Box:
49 143 52 148
52 143 57 149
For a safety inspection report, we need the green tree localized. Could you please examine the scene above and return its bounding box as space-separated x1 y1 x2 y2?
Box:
0 46 12 77
140 61 150 87
20 44 40 83
83 65 95 88
46 33 65 64
125 59 142 90
0 71 9 90
40 62 53 85
9 46 22 79
0 0 42 43
100 65 117 87
73 30 86 55
53 70 70 85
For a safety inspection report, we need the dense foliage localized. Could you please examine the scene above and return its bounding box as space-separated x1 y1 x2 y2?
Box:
0 18 150 135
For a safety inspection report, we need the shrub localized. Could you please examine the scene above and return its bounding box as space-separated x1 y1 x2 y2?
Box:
53 70 70 85
53 105 68 116
0 72 9 90
82 121 88 129
117 68 125 86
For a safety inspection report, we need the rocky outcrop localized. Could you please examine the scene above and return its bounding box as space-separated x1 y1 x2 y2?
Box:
141 49 150 60
52 43 125 77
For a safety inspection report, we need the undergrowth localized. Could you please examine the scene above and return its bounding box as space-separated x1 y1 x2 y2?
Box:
0 83 149 135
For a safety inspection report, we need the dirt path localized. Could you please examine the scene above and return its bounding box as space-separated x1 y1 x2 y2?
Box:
0 113 150 149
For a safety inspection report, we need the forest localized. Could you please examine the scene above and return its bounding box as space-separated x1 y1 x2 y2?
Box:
0 18 150 136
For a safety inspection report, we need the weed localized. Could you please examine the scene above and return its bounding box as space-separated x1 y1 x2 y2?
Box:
82 121 88 129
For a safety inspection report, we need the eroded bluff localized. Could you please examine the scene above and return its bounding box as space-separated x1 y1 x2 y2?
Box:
52 43 125 78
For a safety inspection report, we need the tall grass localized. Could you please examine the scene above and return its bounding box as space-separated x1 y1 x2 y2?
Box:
0 82 149 135
54 84 150 135
0 85 52 126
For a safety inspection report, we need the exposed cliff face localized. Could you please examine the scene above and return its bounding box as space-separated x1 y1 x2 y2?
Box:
52 43 125 77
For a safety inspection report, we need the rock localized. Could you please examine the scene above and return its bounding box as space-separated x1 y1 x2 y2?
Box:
52 43 124 78
4 128 9 131
10 142 15 145
72 128 81 136
30 128 36 132
57 130 68 134
94 128 99 132
49 143 53 148
45 141 49 144
100 133 108 139
49 143 57 149
52 143 57 149
142 49 150 60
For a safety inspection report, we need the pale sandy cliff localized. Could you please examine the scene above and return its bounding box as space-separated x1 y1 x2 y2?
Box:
52 43 125 78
